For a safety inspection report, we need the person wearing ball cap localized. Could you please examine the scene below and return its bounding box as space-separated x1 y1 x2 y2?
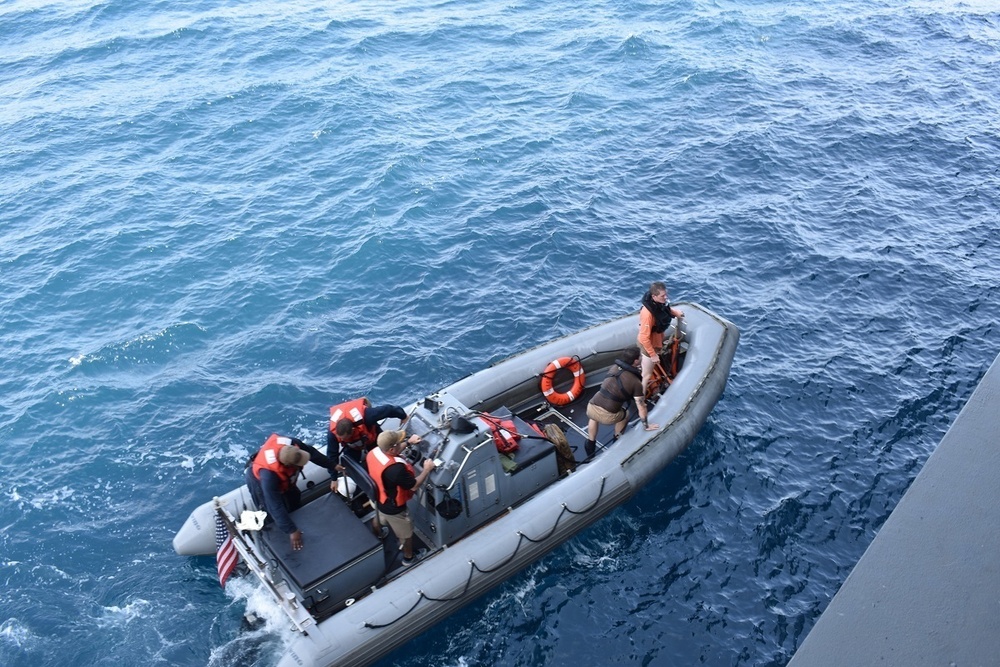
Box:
366 429 436 565
245 433 333 551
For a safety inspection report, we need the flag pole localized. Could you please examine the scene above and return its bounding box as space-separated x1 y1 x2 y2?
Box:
212 497 316 634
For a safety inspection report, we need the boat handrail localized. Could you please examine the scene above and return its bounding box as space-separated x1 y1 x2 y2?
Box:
440 437 490 492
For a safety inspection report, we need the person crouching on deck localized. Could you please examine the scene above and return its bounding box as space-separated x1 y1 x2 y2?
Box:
245 434 334 551
583 347 659 458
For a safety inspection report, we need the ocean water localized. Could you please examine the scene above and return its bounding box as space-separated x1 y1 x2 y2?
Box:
1 0 998 665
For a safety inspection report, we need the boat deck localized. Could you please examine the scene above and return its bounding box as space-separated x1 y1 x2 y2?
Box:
513 353 683 462
516 383 616 462
252 348 687 621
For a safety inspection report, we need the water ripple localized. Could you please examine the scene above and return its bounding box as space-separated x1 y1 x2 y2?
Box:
1 1 999 666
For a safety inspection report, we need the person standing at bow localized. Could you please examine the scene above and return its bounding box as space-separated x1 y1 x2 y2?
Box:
638 281 684 394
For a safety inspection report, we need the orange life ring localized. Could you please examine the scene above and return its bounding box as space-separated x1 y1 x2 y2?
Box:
540 356 586 406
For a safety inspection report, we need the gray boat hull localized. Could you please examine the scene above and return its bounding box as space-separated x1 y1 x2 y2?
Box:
271 303 739 667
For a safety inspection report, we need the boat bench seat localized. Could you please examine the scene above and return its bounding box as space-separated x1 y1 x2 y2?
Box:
341 453 377 502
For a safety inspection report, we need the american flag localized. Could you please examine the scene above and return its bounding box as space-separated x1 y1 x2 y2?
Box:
215 512 239 587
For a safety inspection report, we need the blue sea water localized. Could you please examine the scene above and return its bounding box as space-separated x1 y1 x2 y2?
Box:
1 0 998 665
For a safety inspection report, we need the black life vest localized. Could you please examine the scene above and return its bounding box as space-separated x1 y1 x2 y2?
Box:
598 361 641 405
641 291 674 334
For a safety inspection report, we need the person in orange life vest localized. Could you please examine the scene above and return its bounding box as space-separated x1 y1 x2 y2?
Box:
244 434 333 551
366 429 436 565
327 398 407 470
584 346 659 459
638 281 684 394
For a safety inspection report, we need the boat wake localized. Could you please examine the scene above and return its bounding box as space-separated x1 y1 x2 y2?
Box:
207 578 299 667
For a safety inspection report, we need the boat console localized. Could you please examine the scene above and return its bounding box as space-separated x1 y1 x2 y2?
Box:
404 391 560 548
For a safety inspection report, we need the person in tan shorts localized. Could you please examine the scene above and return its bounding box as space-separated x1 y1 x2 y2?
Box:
584 346 659 458
366 430 436 565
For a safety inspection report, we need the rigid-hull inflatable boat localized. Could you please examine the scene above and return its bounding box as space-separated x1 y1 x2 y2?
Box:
173 302 739 667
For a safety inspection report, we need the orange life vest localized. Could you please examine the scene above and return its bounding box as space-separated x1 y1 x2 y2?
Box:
478 413 521 454
329 397 378 450
366 446 416 509
637 305 666 358
251 434 299 493
479 413 547 454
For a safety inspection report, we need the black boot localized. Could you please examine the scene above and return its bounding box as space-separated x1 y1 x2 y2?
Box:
584 439 596 459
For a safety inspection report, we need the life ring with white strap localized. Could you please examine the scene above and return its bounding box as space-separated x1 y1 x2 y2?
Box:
539 356 585 406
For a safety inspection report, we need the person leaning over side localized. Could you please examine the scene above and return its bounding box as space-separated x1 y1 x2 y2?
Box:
583 346 659 458
328 397 408 469
638 281 684 394
244 433 335 552
366 430 436 566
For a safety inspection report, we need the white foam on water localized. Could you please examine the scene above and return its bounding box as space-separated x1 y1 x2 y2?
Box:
27 486 75 510
509 568 542 615
0 618 35 649
28 564 72 581
97 598 152 628
206 576 298 667
232 577 303 638
571 535 624 570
